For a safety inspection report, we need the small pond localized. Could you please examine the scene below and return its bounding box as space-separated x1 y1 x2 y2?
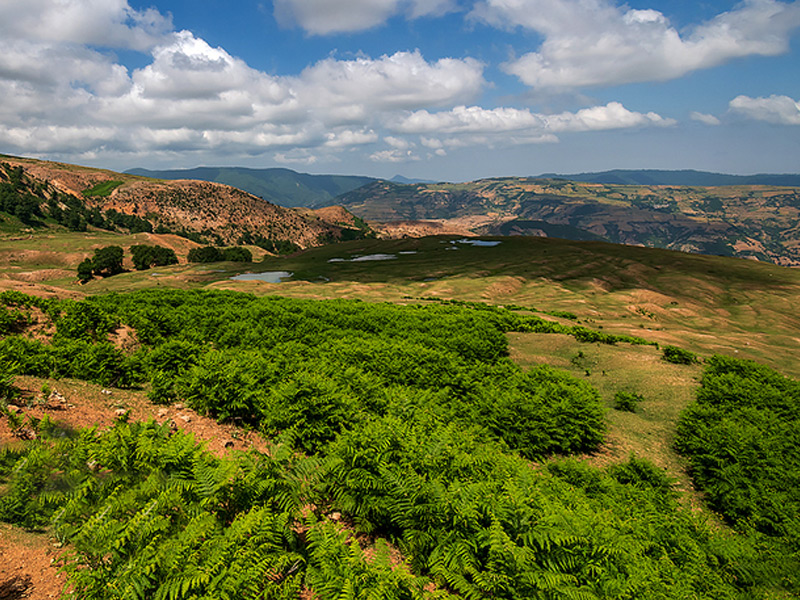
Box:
328 253 398 263
230 271 293 283
454 239 502 247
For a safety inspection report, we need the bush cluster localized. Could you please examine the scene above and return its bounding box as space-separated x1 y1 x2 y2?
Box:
130 244 178 270
662 345 699 364
187 245 253 263
676 355 800 559
613 390 645 412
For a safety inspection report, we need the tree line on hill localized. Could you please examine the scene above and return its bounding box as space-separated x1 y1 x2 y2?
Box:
77 244 252 282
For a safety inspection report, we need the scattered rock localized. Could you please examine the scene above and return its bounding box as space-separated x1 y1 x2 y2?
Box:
157 408 169 418
114 408 128 417
46 391 67 410
329 512 341 521
178 414 192 423
101 389 113 395
0 574 32 600
174 403 185 410
14 428 37 441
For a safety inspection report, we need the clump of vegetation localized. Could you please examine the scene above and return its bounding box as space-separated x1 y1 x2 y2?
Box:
187 245 253 263
0 305 29 335
77 258 94 283
613 390 645 412
0 164 44 225
103 209 153 233
130 244 178 270
2 290 797 597
0 370 19 404
676 355 800 564
221 246 252 262
545 309 578 320
81 180 123 197
662 345 700 364
79 245 124 279
187 245 223 263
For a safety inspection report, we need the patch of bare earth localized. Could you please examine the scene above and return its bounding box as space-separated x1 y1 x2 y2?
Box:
0 375 276 598
0 278 83 301
2 376 270 457
0 365 283 598
373 220 470 239
0 524 69 600
7 270 74 284
107 324 140 354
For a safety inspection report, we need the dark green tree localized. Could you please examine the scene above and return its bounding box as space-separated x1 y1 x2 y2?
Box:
92 246 124 277
77 258 94 283
130 245 178 270
187 246 223 263
221 247 252 262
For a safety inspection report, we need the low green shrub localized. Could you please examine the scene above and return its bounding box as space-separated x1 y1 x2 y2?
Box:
662 345 699 364
613 390 644 412
676 355 800 563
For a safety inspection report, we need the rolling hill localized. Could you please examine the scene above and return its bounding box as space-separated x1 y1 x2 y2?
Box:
0 155 371 251
3 190 800 598
538 169 800 187
336 178 800 266
126 166 376 208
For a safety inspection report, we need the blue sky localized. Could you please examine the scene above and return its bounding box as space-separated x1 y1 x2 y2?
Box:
1 0 798 181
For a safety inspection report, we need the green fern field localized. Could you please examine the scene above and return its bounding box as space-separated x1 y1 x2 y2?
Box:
1 287 800 598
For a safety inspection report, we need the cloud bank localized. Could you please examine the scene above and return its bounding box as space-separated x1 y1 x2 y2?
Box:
0 0 797 170
729 94 800 124
273 0 458 35
474 0 800 89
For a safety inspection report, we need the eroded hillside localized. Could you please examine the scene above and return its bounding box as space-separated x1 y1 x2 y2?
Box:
0 155 370 249
338 178 800 266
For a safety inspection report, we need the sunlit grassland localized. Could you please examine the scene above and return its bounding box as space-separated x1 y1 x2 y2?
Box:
3 230 799 377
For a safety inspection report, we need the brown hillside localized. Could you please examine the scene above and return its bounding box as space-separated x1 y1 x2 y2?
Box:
338 178 800 266
1 156 368 248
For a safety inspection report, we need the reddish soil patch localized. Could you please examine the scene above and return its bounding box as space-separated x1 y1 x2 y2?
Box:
107 324 140 354
2 376 269 457
0 524 69 600
0 375 275 598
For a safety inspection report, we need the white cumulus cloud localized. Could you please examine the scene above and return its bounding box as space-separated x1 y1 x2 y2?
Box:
274 0 457 35
0 6 484 165
472 0 800 89
690 112 722 126
395 102 673 135
0 0 171 51
729 94 800 124
296 51 485 115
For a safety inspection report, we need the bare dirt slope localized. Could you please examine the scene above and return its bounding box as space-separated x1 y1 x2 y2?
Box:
1 156 368 248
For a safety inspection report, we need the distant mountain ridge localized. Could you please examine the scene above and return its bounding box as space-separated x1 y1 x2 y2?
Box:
335 178 800 266
126 166 376 208
537 169 800 187
126 166 800 210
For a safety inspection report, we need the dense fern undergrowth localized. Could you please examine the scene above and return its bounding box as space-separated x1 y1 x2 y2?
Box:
0 289 798 598
676 356 800 565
